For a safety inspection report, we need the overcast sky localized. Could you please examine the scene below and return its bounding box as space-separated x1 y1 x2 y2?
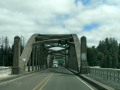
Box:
0 0 120 47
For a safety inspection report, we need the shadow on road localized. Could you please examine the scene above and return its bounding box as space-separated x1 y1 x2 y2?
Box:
49 68 74 76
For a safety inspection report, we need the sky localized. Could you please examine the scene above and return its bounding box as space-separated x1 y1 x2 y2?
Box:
0 0 120 47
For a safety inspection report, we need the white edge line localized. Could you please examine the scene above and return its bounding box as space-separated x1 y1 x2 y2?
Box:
0 72 37 85
76 76 94 90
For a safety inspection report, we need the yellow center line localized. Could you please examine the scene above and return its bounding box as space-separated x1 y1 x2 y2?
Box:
32 73 53 90
39 73 54 90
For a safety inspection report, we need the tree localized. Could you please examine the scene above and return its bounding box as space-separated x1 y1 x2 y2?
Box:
0 36 13 66
118 44 120 68
87 37 119 68
87 46 98 66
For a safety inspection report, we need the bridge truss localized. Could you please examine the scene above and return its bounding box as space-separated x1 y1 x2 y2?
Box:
12 34 87 74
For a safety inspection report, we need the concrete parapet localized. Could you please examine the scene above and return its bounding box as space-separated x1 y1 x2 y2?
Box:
12 36 21 74
80 74 115 90
80 36 88 74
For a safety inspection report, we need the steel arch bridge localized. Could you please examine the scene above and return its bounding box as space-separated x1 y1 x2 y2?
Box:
12 34 88 74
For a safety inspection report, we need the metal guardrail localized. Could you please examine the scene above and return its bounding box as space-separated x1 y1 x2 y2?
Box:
89 67 120 83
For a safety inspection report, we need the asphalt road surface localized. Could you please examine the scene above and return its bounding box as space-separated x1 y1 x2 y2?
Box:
0 67 96 90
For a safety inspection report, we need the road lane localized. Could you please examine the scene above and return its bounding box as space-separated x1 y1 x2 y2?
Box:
0 69 52 90
0 67 96 90
33 73 54 90
40 67 94 90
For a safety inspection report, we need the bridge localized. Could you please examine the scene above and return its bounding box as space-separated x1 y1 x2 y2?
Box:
12 34 87 74
0 34 118 90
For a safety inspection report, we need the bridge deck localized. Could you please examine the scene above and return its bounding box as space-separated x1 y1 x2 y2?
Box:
0 67 96 90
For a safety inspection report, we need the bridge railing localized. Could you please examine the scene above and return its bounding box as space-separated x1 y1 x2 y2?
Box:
88 67 120 83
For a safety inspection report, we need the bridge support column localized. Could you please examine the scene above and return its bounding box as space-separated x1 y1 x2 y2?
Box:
41 44 46 69
65 50 68 68
49 54 52 68
38 46 41 70
32 46 35 71
38 53 40 70
45 51 48 68
12 36 21 74
34 46 37 71
80 36 88 74
68 44 78 71
36 46 39 70
28 55 31 72
47 54 50 68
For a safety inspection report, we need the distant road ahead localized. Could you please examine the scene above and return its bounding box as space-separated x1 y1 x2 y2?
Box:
0 67 96 90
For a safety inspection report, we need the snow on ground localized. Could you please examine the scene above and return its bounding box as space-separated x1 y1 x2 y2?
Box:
0 66 12 79
0 66 32 79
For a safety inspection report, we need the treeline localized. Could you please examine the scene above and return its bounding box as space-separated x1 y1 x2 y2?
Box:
87 37 120 69
0 36 24 66
0 37 13 66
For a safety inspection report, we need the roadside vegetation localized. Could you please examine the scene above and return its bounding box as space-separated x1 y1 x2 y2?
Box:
0 36 24 66
87 37 120 69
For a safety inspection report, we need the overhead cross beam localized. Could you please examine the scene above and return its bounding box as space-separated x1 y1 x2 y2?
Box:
33 38 73 45
36 37 73 41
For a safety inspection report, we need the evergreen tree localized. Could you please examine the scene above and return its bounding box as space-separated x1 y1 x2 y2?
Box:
87 37 119 68
0 36 13 66
87 46 98 66
118 44 120 68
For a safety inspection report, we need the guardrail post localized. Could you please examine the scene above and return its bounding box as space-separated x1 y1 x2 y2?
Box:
114 71 115 81
118 71 120 82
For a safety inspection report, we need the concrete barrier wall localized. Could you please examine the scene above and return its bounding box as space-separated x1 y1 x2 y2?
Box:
89 67 120 83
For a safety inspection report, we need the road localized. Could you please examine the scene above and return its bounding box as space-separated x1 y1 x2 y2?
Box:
0 67 96 90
